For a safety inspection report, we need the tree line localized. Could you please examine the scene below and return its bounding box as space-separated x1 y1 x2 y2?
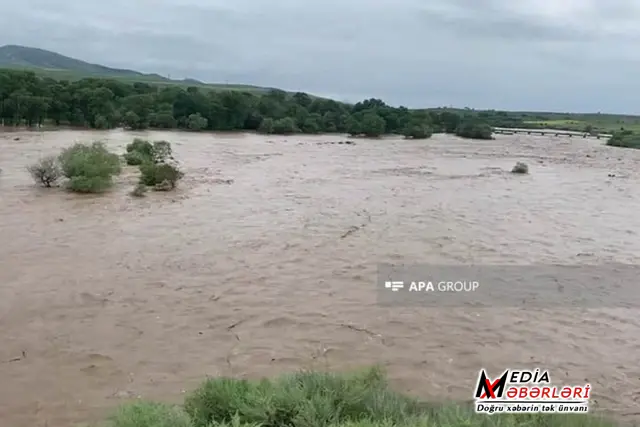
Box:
0 69 493 139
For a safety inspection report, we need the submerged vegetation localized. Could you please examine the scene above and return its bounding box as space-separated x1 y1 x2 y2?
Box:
455 120 493 140
124 139 155 165
139 162 184 190
0 69 494 140
26 155 62 187
124 138 173 165
606 130 640 149
27 138 183 193
104 367 616 427
27 142 123 193
59 142 122 193
125 138 184 191
511 162 529 174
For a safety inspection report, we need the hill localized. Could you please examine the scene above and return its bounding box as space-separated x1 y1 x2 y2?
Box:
0 44 272 93
0 44 159 78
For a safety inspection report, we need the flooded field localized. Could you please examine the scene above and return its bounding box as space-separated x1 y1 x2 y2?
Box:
1 129 640 427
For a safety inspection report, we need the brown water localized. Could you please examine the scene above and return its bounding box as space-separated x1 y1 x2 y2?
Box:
1 129 640 426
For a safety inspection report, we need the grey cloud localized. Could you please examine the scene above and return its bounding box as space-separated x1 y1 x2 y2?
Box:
420 11 593 43
1 0 640 112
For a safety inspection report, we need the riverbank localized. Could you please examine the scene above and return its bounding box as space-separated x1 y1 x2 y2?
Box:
104 368 618 427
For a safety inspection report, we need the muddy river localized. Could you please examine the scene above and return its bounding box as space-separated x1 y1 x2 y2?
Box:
1 129 639 426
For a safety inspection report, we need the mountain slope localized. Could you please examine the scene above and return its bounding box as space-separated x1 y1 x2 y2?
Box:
0 44 278 92
0 45 278 92
0 44 157 78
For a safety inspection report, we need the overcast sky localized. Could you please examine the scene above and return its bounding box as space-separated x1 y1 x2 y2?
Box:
2 0 640 113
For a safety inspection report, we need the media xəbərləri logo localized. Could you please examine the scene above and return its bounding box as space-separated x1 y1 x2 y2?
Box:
474 369 591 414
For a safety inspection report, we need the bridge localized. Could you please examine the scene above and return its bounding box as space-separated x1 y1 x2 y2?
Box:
493 127 612 140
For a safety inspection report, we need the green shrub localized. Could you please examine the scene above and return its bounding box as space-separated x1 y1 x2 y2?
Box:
439 111 462 133
301 117 321 134
273 117 298 135
346 117 362 136
126 139 154 158
66 175 115 193
125 139 172 164
139 162 184 190
455 121 493 140
607 130 640 149
124 151 149 166
360 112 386 137
123 111 147 130
94 115 112 129
59 142 121 178
258 118 275 134
150 111 177 129
184 367 425 427
27 155 62 187
403 124 433 139
108 401 192 427
187 113 208 131
58 142 121 193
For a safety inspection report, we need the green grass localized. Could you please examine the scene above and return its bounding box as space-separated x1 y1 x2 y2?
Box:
427 107 640 135
520 115 640 133
109 402 192 427
101 367 619 427
523 119 587 127
523 118 640 134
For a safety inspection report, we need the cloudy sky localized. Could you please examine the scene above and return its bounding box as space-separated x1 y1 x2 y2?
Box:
2 0 640 113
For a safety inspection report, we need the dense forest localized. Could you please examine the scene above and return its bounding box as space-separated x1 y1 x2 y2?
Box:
0 69 498 139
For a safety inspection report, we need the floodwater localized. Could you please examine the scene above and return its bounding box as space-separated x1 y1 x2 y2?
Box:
1 129 640 426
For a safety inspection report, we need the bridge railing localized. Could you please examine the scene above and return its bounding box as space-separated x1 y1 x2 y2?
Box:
493 127 612 139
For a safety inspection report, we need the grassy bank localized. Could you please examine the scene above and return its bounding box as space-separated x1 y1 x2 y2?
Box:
520 116 640 134
102 367 617 427
606 130 640 149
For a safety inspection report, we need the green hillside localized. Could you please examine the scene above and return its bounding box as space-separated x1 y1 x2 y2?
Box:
0 44 273 93
0 44 158 77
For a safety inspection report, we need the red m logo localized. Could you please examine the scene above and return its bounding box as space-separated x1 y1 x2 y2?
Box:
474 370 508 399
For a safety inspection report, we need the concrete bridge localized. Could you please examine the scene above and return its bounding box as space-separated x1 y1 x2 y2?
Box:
493 127 612 140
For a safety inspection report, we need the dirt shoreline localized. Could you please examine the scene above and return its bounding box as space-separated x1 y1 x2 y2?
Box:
1 130 640 427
